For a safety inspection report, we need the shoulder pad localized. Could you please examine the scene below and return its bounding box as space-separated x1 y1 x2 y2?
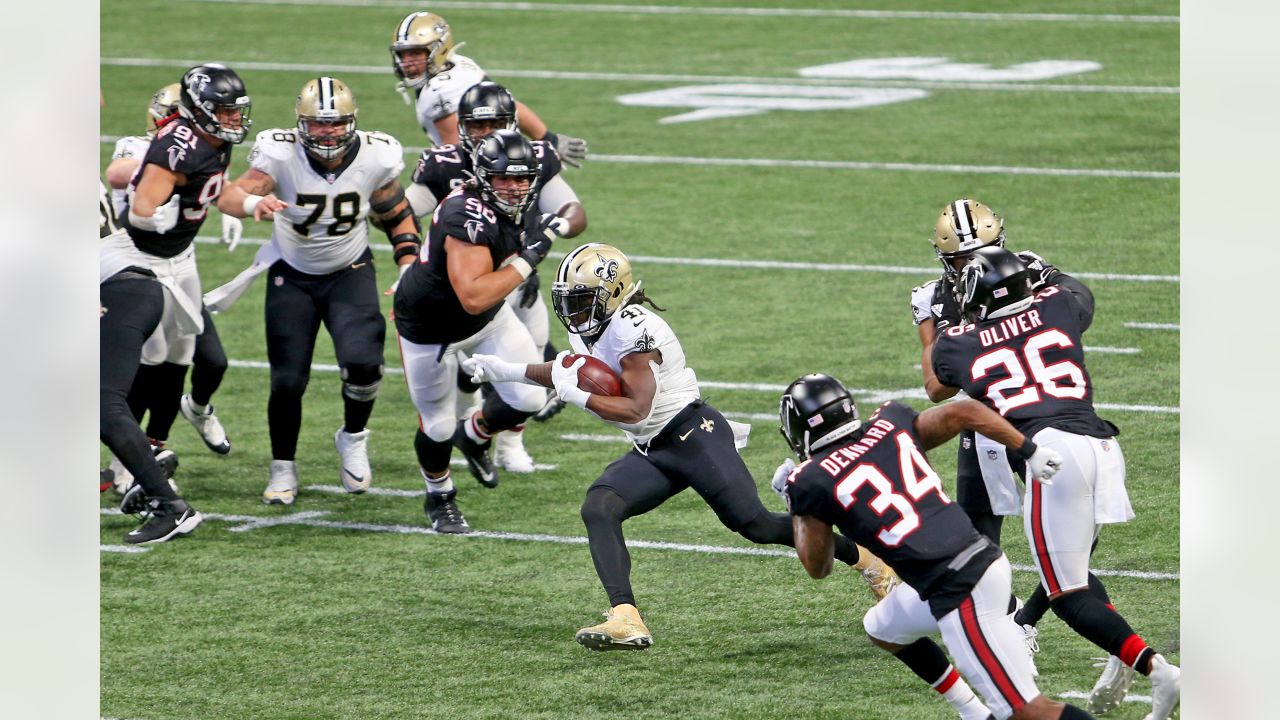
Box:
435 191 500 245
246 129 298 165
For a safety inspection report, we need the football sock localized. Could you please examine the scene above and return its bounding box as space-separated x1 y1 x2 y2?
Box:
480 392 533 433
142 362 189 442
414 428 453 475
1050 590 1154 674
580 487 636 607
268 388 304 461
895 638 954 687
463 411 493 443
1015 584 1051 627
101 396 176 501
341 395 375 434
423 469 454 495
543 341 558 363
190 324 227 408
1058 704 1095 719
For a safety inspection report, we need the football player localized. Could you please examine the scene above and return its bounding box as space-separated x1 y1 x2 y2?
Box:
216 77 420 505
463 243 894 651
103 83 235 489
910 199 1059 661
389 11 588 166
406 81 588 472
108 63 250 491
393 130 564 533
931 248 1180 720
776 374 1085 720
101 181 201 544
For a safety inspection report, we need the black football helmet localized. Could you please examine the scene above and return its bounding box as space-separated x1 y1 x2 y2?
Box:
457 82 518 156
779 374 861 460
959 247 1036 323
471 129 542 221
178 63 252 144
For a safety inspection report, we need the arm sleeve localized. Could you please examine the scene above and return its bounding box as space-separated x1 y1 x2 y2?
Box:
930 337 961 388
537 174 580 215
1051 274 1096 330
786 470 829 520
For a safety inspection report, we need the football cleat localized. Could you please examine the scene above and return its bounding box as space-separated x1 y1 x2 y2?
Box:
575 604 652 651
1009 597 1040 678
532 389 565 423
335 427 373 493
1142 654 1180 720
107 454 133 495
118 451 181 516
494 431 535 473
1087 655 1137 714
424 489 471 534
180 394 232 454
452 423 498 489
263 460 299 505
99 468 114 493
123 498 203 545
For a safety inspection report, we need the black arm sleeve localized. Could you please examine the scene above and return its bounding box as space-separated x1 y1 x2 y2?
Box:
1051 274 1096 330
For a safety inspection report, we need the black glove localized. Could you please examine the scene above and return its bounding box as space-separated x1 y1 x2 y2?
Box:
518 270 541 309
518 213 568 267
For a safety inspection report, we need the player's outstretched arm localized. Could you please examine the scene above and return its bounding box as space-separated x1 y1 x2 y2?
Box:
792 514 836 579
217 168 286 221
916 400 1062 481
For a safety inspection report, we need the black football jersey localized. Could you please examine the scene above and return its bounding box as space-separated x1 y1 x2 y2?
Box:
931 285 1119 440
393 186 527 344
122 117 231 258
786 401 989 598
911 250 1059 333
410 139 563 204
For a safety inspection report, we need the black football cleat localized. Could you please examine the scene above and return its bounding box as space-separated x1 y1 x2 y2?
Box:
452 425 499 489
123 498 203 545
424 489 472 534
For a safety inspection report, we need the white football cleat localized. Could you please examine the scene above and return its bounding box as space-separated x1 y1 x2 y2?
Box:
263 460 299 505
1087 655 1136 714
495 431 535 473
335 427 372 493
108 454 134 495
179 394 231 454
1143 654 1180 720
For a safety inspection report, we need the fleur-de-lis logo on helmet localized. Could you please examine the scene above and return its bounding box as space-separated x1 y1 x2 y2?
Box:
594 254 618 283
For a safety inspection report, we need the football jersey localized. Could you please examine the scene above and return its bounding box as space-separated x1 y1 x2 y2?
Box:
786 401 989 598
567 304 701 445
110 135 152 216
123 117 231 258
415 54 488 145
410 140 563 205
100 182 135 282
393 186 525 344
910 250 1058 332
247 129 405 275
931 285 1119 440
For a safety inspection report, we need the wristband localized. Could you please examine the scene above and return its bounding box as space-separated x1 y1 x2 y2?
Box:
242 194 264 216
509 257 534 279
542 130 560 147
391 234 419 263
1014 437 1038 461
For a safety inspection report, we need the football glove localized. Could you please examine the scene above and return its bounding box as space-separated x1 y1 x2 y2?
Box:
1027 446 1063 484
545 131 588 168
770 457 797 501
517 270 541 309
461 354 527 385
148 194 181 234
519 213 569 267
221 213 243 251
551 351 590 409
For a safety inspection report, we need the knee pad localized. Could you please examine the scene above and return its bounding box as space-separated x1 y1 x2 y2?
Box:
580 487 627 528
421 407 458 443
341 365 383 402
415 428 454 474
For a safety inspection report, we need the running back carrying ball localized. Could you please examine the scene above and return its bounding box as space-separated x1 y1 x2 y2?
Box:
563 353 622 396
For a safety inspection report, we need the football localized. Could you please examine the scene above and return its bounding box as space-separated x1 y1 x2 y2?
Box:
562 353 623 396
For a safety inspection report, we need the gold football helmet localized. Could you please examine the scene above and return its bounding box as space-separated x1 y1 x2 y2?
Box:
552 243 641 338
390 12 459 89
146 83 182 136
296 77 358 161
931 199 1006 275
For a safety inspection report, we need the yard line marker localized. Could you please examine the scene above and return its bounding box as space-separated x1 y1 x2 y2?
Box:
100 544 150 554
100 508 1179 580
1088 346 1141 354
223 359 1179 413
1058 691 1152 705
190 0 1179 24
100 56 1178 95
1125 322 1180 331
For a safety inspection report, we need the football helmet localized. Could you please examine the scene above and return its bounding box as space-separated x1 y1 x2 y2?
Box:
471 129 542 221
178 63 252 144
552 243 640 339
296 77 358 161
457 82 517 156
779 374 861 460
146 83 182 137
390 11 458 90
959 247 1036 323
931 198 1006 276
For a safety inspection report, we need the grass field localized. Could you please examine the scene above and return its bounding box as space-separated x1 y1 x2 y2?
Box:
100 1 1179 718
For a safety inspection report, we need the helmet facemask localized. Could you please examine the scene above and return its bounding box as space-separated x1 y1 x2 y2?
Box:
551 243 640 344
296 77 358 162
471 130 542 223
179 64 252 145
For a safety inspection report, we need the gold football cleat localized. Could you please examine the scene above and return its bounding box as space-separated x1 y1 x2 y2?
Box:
575 604 653 651
854 546 901 600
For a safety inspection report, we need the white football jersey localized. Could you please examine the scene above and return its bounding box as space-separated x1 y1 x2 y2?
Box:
415 54 486 145
248 128 405 275
568 304 701 445
110 135 152 216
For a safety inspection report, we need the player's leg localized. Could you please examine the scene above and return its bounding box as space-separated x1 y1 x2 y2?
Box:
863 583 994 720
399 334 469 533
323 259 387 493
179 305 232 455
575 452 677 651
472 305 544 474
140 252 203 448
262 269 323 504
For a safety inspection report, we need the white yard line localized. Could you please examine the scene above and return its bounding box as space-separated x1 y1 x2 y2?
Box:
100 508 1180 580
99 544 150 553
1125 322 1180 331
100 56 1177 95
190 0 1179 24
1087 346 1141 355
1058 691 1152 704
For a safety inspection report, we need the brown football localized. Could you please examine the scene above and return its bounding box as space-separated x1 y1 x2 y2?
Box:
562 354 623 397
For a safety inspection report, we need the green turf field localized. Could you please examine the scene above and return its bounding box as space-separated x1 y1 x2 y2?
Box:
100 1 1179 717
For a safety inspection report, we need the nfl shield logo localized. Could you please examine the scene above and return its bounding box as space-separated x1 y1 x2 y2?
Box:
1101 440 1110 452
986 450 998 461
962 437 972 450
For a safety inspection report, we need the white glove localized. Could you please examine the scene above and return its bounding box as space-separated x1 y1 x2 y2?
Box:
770 458 797 500
221 213 243 251
151 194 181 235
462 353 528 385
550 350 590 409
1027 446 1063 484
